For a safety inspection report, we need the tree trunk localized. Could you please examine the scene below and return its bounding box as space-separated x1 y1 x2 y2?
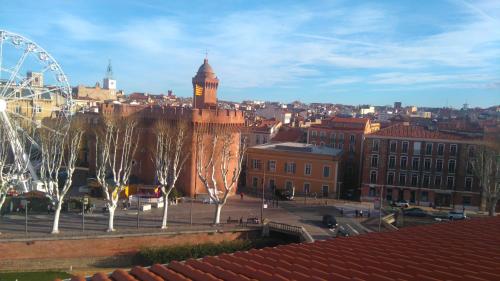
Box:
51 200 63 234
107 205 116 232
161 193 169 229
489 197 497 216
0 195 6 235
213 203 223 225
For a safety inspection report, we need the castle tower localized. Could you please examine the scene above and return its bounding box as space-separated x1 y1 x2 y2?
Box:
192 58 219 109
103 60 116 90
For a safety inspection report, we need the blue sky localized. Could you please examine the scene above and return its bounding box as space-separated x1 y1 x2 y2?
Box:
1 0 499 108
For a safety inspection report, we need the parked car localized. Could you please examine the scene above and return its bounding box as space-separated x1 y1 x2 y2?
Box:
392 200 410 208
403 208 428 217
322 214 338 229
448 211 467 220
336 225 349 237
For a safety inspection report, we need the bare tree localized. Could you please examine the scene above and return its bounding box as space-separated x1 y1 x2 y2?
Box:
95 117 139 232
154 120 190 229
196 125 246 224
472 142 500 216
39 119 84 234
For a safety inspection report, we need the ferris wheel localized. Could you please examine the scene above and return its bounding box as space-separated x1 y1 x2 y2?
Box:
0 30 73 192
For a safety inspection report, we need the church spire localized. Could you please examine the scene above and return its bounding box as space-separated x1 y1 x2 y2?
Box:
106 59 113 79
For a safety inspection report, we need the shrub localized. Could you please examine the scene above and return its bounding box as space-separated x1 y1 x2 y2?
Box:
134 240 254 265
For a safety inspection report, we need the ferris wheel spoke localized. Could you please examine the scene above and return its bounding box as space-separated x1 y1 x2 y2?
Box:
0 48 30 97
5 86 62 101
3 64 52 99
5 109 66 136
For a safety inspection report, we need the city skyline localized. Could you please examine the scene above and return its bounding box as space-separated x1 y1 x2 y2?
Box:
1 0 499 108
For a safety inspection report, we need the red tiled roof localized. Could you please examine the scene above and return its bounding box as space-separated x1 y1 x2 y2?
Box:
64 217 500 281
368 123 476 141
330 116 370 124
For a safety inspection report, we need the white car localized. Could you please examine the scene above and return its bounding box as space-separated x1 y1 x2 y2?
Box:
448 211 467 220
392 200 410 208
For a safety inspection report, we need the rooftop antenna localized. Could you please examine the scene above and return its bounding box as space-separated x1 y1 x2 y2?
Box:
204 49 209 60
106 59 113 79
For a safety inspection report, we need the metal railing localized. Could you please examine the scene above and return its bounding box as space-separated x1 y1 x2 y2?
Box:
266 221 314 243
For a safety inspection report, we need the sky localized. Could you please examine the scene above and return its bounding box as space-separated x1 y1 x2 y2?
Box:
1 0 499 108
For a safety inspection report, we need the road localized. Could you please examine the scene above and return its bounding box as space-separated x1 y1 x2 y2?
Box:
0 191 375 240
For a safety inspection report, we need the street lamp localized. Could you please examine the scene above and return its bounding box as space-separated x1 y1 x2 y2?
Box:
378 185 384 232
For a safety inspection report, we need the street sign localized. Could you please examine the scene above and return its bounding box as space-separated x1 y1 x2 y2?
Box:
83 196 89 205
263 203 268 209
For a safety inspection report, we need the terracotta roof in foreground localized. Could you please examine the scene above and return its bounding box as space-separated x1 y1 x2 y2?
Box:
64 217 500 281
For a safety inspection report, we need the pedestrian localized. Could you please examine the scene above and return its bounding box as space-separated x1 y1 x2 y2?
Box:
359 210 363 217
47 204 51 215
240 192 244 200
340 208 344 216
239 217 243 225
355 209 359 217
368 210 371 217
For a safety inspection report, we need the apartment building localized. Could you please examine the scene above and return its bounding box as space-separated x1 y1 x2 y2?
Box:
246 142 341 197
361 123 482 210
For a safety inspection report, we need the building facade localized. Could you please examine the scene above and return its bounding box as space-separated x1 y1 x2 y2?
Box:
307 117 378 199
83 58 244 197
360 123 482 210
246 142 341 197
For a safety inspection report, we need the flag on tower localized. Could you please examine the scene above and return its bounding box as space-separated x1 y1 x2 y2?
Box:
195 84 203 96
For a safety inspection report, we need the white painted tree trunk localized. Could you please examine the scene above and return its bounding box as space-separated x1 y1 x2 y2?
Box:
107 205 117 232
161 193 169 229
51 200 63 234
0 195 5 235
214 203 223 225
489 197 498 216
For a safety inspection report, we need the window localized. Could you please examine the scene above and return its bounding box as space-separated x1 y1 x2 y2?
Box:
370 171 377 184
371 155 379 168
400 156 407 169
447 176 455 189
263 136 267 144
386 188 393 201
424 158 431 171
465 177 473 191
338 143 343 149
388 156 396 169
338 133 344 141
15 106 21 114
412 157 420 170
285 162 296 174
349 144 355 153
413 142 421 155
448 160 456 174
252 177 258 188
462 196 471 206
466 162 473 175
402 141 409 154
349 135 355 143
387 172 395 185
303 183 310 194
369 187 376 197
304 163 312 176
252 159 261 170
411 174 418 186
423 174 430 187
372 140 379 152
437 143 444 156
435 176 442 187
399 174 406 186
468 145 475 158
330 133 336 142
255 135 260 145
311 130 317 137
320 131 326 138
33 105 42 113
425 143 433 155
436 159 443 172
323 166 331 177
390 141 397 153
421 191 429 202
450 144 457 156
268 160 276 172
